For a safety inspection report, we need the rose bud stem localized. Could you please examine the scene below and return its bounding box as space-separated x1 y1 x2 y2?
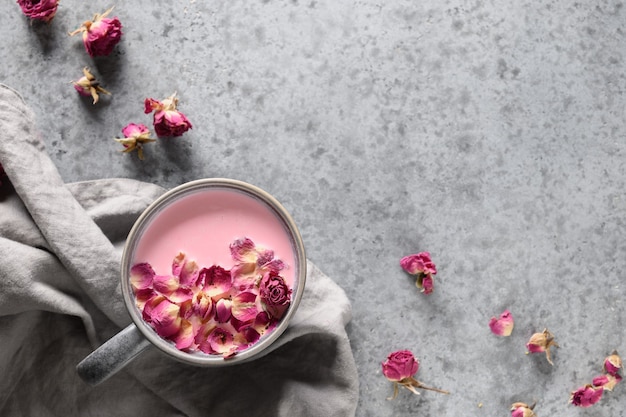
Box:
415 380 450 395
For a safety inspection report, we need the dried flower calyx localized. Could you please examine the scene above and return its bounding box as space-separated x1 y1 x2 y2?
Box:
72 67 110 104
489 309 514 337
382 350 449 400
69 7 122 57
526 328 558 365
510 401 536 417
17 0 59 23
114 123 156 160
144 93 193 137
130 238 291 358
400 252 437 295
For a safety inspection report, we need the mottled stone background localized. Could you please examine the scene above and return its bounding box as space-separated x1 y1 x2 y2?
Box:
2 1 625 416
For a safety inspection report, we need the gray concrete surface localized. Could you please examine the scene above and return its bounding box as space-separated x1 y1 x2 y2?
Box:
2 1 625 415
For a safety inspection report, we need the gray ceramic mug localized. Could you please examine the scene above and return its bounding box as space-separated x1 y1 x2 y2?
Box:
76 179 307 385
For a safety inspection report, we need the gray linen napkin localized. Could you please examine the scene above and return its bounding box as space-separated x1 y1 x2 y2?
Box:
0 84 359 417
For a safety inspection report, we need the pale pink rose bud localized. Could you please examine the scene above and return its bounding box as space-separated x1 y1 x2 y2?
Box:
569 384 603 407
382 350 419 382
526 328 558 365
72 67 110 104
510 402 536 417
144 93 192 137
400 252 437 275
114 123 156 160
489 310 514 336
17 0 59 23
592 374 621 391
603 351 622 376
69 7 123 57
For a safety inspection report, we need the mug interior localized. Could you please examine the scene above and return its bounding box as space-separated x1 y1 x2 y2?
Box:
120 178 306 366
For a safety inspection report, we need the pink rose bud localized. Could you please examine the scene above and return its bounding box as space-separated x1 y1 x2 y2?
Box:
400 252 437 295
215 298 232 323
510 402 536 417
604 351 622 376
144 93 192 137
114 123 156 160
489 310 514 336
382 350 419 382
142 296 182 338
72 67 110 104
569 384 603 407
592 374 621 391
200 265 233 299
259 271 292 319
17 0 59 23
206 327 237 357
526 328 558 365
69 7 123 57
400 252 437 275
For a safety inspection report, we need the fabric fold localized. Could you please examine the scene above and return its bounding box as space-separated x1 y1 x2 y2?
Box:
0 84 359 416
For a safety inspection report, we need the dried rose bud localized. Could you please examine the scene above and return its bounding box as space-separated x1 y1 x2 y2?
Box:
72 67 110 104
17 0 59 23
114 123 156 160
69 7 122 57
144 93 192 137
382 350 449 400
400 252 437 295
510 402 536 417
604 351 623 376
569 384 603 407
592 374 622 391
526 328 559 365
489 310 514 337
259 271 291 320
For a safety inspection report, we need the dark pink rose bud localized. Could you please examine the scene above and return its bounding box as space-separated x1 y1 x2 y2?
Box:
69 7 122 57
259 271 292 319
382 350 449 400
17 0 59 23
382 350 419 382
526 328 558 365
510 402 536 417
114 123 156 160
603 351 622 376
144 93 192 137
72 67 110 104
569 384 603 407
400 252 437 295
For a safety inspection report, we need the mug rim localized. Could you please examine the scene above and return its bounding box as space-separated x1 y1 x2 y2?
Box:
120 178 307 366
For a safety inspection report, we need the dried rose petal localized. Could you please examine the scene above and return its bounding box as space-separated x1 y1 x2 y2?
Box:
604 351 623 376
592 374 622 391
526 328 558 365
489 310 514 337
114 123 156 160
17 0 58 22
200 265 233 299
172 253 200 286
206 327 237 357
173 319 195 350
569 384 603 407
259 271 291 319
130 262 155 291
72 67 110 104
152 274 180 295
144 93 192 137
400 252 437 275
231 291 258 322
69 7 123 57
143 296 182 338
510 402 536 417
215 298 232 323
420 274 434 294
382 350 419 382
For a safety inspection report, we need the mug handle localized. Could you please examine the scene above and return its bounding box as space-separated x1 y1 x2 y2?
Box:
77 324 151 385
